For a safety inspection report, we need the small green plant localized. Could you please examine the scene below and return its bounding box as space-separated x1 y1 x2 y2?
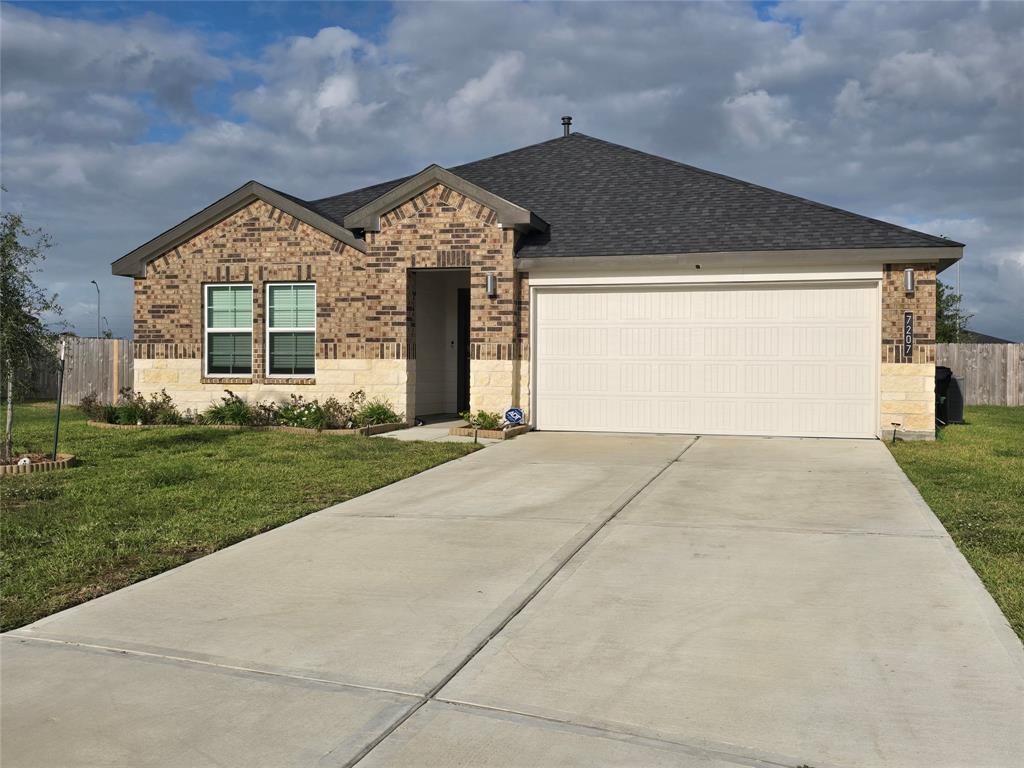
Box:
114 391 148 425
199 390 276 426
460 410 502 430
356 398 401 426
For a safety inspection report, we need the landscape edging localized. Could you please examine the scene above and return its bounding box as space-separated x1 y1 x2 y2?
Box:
448 424 531 440
1 454 76 475
86 420 407 436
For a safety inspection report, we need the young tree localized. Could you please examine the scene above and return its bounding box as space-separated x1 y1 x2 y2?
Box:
0 208 62 462
936 280 973 343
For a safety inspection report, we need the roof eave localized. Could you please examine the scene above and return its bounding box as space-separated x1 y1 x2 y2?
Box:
517 245 965 273
343 164 548 233
111 181 367 278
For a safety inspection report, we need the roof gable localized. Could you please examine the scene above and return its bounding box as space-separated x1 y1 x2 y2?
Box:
112 181 366 278
341 165 548 234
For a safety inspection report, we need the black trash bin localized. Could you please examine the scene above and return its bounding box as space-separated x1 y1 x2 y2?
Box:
935 366 964 424
946 375 965 424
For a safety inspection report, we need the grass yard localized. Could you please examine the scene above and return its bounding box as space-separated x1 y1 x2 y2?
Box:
1 403 479 631
889 406 1024 640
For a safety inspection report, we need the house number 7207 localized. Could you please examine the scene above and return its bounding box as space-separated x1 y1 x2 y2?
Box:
903 311 914 359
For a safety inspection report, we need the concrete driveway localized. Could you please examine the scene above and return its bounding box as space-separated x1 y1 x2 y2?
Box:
3 433 1022 767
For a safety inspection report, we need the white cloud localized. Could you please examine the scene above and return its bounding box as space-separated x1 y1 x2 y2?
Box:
736 37 830 90
1 2 1022 341
834 79 870 121
723 90 802 148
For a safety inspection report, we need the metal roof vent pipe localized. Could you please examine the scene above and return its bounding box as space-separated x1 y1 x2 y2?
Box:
562 116 572 136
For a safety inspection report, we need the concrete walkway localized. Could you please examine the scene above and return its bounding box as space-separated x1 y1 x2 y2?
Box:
3 433 1022 767
375 416 500 444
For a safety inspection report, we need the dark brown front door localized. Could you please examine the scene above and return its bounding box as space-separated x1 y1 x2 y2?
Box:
456 288 470 412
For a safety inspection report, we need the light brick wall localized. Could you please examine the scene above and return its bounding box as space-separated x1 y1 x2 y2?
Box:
879 263 938 438
135 358 411 415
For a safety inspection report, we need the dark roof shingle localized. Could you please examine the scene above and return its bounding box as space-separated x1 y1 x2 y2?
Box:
305 133 961 257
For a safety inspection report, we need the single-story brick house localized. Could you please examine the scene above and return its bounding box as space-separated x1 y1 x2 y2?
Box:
113 120 962 440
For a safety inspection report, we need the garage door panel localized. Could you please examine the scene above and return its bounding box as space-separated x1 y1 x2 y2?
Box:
535 284 877 438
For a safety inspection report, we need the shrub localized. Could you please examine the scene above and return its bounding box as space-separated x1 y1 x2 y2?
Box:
79 391 107 421
114 390 148 425
199 390 276 426
146 389 186 425
355 398 402 426
275 390 368 431
460 410 503 430
277 395 329 431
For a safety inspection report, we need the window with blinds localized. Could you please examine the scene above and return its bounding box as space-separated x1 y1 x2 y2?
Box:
205 284 253 376
267 283 316 376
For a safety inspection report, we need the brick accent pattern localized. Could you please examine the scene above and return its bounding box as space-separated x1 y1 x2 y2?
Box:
881 263 937 364
366 183 521 362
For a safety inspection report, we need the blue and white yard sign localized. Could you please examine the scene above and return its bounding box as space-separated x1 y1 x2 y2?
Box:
504 408 525 425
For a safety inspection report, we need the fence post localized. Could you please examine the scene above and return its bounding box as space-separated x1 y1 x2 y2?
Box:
111 338 120 401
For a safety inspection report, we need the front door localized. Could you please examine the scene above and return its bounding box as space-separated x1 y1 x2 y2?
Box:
456 288 470 412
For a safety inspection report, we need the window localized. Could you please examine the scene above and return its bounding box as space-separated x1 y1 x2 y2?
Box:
205 284 253 376
267 283 316 376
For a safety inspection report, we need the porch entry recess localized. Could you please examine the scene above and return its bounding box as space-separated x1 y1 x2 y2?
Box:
413 269 471 417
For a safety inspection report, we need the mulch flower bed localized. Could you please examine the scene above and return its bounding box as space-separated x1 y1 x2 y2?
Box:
1 453 76 475
86 420 407 436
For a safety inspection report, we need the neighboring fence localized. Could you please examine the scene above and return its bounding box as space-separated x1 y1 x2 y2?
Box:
28 337 134 405
936 343 1023 406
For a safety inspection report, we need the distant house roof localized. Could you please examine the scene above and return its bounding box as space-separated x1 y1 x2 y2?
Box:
960 329 1016 344
115 132 963 277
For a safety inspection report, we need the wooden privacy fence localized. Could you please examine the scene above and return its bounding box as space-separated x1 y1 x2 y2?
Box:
28 337 134 405
936 343 1023 406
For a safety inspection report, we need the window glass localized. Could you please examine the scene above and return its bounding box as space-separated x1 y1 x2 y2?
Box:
269 332 315 376
267 284 315 376
207 285 253 328
205 285 252 376
268 284 315 329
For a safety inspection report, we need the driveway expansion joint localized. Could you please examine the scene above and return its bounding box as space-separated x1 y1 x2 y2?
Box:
430 697 815 768
5 634 425 701
343 436 700 767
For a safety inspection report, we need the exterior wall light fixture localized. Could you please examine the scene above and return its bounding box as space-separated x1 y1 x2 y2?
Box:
904 267 915 293
486 274 497 298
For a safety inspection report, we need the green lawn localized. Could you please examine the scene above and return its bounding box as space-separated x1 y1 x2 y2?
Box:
889 406 1024 640
1 403 478 631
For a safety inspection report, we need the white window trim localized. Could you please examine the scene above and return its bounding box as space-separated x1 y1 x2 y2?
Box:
203 283 254 378
265 282 317 378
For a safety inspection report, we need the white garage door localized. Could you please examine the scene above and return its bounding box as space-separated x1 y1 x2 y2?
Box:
534 284 878 438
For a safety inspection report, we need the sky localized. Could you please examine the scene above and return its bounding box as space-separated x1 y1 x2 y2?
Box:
1 1 1022 340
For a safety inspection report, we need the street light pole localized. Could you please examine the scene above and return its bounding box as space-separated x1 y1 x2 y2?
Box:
90 280 101 338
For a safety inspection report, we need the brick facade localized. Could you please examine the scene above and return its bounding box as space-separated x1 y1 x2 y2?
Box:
132 186 528 416
879 262 939 439
130 188 942 437
367 183 520 362
881 263 937 364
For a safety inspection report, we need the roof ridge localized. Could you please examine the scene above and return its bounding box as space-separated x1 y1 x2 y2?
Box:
309 134 572 206
448 133 573 172
568 133 962 248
